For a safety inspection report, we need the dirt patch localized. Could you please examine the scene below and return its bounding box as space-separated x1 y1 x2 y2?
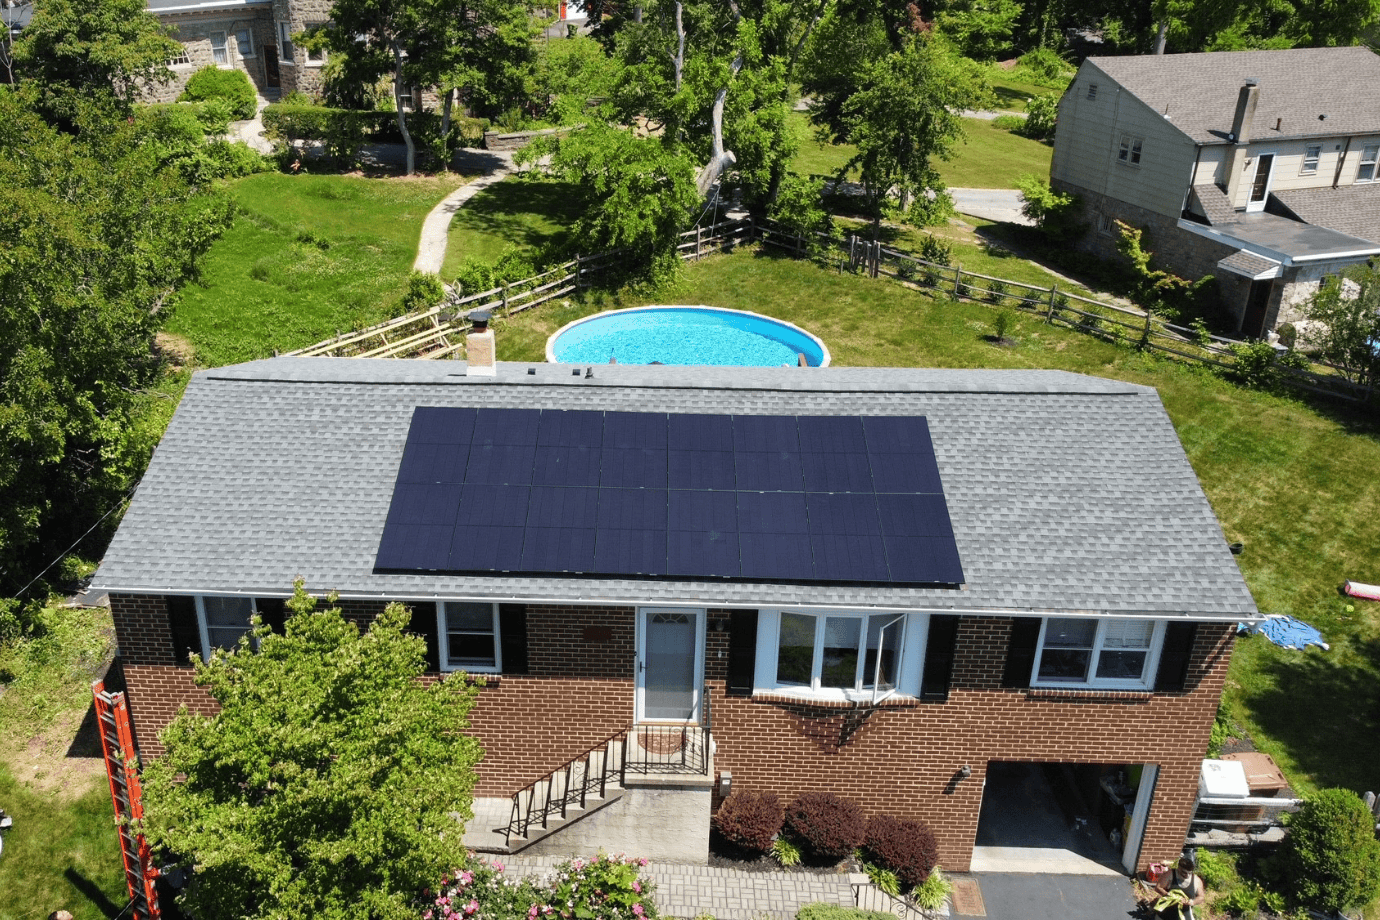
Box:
155 332 196 371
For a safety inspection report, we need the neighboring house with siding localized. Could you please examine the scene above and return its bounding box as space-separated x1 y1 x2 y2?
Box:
92 353 1257 875
144 0 331 103
1050 47 1380 338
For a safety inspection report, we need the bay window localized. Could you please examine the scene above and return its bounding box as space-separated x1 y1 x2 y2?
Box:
766 610 910 701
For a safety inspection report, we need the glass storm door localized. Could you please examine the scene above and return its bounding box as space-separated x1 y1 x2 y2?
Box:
638 609 703 722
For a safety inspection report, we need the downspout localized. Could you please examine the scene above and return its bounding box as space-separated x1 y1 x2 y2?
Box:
1333 137 1352 189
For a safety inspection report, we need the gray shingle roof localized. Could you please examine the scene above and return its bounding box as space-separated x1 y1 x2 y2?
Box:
1089 47 1380 146
92 359 1257 619
1216 250 1280 278
1191 184 1237 227
1272 185 1380 246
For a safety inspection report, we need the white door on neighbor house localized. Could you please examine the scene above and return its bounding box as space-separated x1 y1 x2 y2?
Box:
1247 153 1276 212
636 608 705 722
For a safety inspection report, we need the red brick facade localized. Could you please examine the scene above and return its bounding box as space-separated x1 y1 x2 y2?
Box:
110 595 1231 872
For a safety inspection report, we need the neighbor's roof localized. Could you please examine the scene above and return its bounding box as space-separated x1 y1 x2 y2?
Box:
91 358 1258 620
1087 47 1380 146
146 0 271 15
1272 185 1380 246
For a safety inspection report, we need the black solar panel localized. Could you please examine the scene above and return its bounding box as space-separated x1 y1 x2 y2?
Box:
375 407 964 585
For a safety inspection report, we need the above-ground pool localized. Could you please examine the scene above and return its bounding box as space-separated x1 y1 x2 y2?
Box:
547 306 830 367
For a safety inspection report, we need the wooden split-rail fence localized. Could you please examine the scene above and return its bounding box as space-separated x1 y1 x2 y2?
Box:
288 216 1374 405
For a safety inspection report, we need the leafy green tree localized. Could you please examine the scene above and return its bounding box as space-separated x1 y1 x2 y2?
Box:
1276 788 1380 914
1304 262 1380 388
1017 173 1083 240
0 91 231 596
143 584 485 920
816 34 986 237
15 0 181 120
933 0 1023 60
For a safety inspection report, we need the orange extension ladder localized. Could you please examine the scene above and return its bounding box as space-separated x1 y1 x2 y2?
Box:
93 680 161 920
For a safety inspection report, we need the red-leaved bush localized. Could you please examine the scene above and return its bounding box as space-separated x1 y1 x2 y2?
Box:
864 814 939 887
784 792 866 860
712 790 785 853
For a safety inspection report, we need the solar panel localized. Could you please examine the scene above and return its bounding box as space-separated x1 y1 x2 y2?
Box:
376 408 964 586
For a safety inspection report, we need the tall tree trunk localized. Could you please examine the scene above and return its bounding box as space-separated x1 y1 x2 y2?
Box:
673 0 685 92
391 40 415 176
694 0 743 197
1153 19 1168 53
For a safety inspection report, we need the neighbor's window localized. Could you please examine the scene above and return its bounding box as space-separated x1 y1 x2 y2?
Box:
1118 134 1143 167
236 28 254 57
1358 145 1379 183
775 611 905 700
197 595 257 656
1087 83 1098 101
440 602 501 672
305 23 327 63
1033 617 1162 689
278 22 295 62
210 32 228 65
169 47 191 67
1301 144 1321 175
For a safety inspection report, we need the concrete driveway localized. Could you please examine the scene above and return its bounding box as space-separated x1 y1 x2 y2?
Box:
950 187 1032 226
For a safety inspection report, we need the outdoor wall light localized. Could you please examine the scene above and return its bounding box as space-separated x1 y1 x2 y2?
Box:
958 764 972 780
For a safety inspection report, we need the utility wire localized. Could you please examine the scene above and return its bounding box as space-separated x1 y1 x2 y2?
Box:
14 486 136 600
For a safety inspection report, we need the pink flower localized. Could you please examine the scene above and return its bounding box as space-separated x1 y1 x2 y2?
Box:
493 862 505 873
632 904 644 917
633 881 641 894
638 858 648 867
464 900 478 915
423 911 434 920
459 871 474 886
528 906 539 919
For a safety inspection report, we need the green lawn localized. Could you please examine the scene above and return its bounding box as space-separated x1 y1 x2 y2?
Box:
496 247 1380 800
166 172 466 367
985 73 1057 111
787 111 1051 190
440 176 585 279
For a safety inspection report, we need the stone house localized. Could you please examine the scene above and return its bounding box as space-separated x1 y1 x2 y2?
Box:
1050 47 1380 337
144 0 332 103
91 352 1257 873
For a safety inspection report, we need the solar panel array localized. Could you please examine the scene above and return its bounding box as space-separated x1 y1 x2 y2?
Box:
375 408 964 585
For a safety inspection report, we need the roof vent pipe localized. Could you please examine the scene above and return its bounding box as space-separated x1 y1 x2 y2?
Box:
465 310 496 376
1230 79 1259 145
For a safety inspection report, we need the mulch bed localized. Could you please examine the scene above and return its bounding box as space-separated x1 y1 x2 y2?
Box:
707 833 861 875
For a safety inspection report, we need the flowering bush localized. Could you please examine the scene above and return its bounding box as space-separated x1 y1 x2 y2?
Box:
421 854 657 920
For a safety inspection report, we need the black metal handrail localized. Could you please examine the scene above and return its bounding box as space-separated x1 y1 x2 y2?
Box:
506 727 626 848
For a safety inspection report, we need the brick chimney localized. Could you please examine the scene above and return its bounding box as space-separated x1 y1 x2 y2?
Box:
465 310 496 376
1224 79 1259 207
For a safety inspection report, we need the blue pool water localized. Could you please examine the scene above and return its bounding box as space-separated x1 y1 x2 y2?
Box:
548 306 830 367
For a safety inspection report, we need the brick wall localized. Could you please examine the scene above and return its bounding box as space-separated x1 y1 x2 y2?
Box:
111 595 1231 871
707 616 1234 874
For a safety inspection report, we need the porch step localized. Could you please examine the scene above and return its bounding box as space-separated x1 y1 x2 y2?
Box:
464 789 627 854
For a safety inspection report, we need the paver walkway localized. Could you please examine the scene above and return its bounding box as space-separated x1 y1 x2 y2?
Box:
495 854 869 920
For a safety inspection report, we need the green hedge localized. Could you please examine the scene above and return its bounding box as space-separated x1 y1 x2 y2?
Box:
261 104 380 166
178 66 257 120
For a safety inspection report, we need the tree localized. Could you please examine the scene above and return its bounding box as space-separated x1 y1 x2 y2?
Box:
933 0 1022 60
1304 262 1380 389
818 34 986 237
14 0 180 120
0 90 232 596
1276 788 1380 914
142 584 485 920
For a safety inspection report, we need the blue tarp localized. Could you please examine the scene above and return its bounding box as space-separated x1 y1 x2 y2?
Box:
1239 615 1329 651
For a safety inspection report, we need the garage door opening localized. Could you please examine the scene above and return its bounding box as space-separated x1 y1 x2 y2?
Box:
972 762 1156 875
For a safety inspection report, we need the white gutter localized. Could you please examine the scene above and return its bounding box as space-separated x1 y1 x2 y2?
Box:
91 584 1260 622
151 0 270 13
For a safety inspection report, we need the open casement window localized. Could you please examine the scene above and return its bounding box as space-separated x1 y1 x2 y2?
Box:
210 32 228 65
776 611 907 702
439 602 501 673
1032 617 1164 690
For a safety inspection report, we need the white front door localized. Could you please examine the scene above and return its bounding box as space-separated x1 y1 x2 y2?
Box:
637 608 705 722
1246 153 1276 212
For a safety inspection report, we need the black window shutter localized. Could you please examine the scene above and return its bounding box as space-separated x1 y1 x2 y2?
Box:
1155 622 1198 693
726 609 758 697
499 604 529 675
255 598 287 635
167 595 201 666
920 614 960 701
1002 618 1042 688
409 602 440 672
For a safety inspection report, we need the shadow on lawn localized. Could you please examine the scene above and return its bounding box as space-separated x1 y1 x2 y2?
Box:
1244 633 1380 791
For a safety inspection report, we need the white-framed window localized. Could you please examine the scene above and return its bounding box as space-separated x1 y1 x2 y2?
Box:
1301 144 1321 175
1357 145 1379 183
757 610 920 702
1118 134 1143 167
1087 83 1098 101
439 602 501 673
169 47 192 67
1031 617 1164 690
196 595 259 658
236 28 254 57
278 21 295 63
210 31 229 66
305 22 327 64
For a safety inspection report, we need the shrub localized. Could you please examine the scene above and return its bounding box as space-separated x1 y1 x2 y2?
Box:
863 861 899 895
1276 321 1297 350
401 272 445 316
713 790 785 853
203 140 268 178
991 114 1025 131
262 104 376 167
910 866 953 910
1019 94 1058 142
194 98 233 135
772 836 802 867
1275 788 1380 913
905 188 955 228
919 234 952 267
785 793 866 861
986 278 1009 305
1017 174 1085 243
179 65 257 120
795 905 895 920
992 309 1016 341
863 814 939 888
1195 848 1236 890
429 854 658 920
770 175 832 252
